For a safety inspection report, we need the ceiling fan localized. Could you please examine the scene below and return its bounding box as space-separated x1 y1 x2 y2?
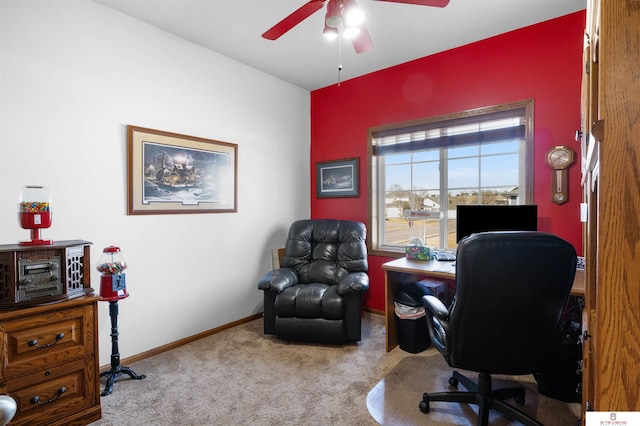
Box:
262 0 450 54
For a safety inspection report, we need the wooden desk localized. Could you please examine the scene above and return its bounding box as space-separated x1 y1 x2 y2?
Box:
382 257 585 352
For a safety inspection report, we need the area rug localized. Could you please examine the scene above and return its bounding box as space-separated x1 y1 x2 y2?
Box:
366 355 581 425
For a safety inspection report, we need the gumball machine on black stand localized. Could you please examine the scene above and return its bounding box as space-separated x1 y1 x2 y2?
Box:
97 246 145 396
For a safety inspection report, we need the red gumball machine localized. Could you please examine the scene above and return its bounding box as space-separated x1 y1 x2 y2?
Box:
97 245 145 396
97 246 129 301
18 185 53 246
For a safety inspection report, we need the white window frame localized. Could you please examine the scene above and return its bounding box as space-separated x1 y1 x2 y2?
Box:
368 100 534 257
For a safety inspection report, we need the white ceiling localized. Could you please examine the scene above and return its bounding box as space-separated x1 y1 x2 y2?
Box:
93 0 586 91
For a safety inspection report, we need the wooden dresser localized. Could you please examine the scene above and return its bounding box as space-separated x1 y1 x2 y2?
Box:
580 0 640 418
0 296 101 425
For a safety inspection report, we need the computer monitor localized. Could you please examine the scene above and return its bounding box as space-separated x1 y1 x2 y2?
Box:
456 204 538 243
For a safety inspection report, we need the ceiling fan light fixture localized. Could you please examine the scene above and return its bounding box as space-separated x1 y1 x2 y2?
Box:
343 0 364 27
343 26 361 40
325 0 342 28
323 24 339 40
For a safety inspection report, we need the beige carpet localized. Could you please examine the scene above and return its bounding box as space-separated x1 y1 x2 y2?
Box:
89 313 579 425
367 355 581 425
90 313 402 425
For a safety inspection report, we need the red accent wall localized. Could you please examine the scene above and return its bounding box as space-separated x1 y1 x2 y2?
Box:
310 11 586 312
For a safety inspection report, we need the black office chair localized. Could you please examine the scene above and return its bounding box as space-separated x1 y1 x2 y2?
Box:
419 231 577 426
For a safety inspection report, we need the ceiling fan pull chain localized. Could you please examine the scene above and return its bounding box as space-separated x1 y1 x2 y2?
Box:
338 31 343 86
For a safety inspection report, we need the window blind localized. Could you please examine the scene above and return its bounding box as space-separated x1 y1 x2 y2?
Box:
372 112 525 156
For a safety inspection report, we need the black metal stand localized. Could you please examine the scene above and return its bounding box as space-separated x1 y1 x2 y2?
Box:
100 300 146 396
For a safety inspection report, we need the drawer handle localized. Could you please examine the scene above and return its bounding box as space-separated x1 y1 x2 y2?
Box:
28 333 65 349
30 386 67 405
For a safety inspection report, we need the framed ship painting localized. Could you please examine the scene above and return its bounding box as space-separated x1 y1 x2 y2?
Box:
128 125 238 214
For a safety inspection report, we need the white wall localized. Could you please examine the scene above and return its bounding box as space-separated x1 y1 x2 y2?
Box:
0 0 310 365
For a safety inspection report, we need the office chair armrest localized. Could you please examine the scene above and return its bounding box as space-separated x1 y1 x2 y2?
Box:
337 272 370 295
257 268 299 293
423 295 448 320
423 294 450 355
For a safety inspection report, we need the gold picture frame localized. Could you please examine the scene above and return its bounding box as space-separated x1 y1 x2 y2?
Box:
127 125 238 215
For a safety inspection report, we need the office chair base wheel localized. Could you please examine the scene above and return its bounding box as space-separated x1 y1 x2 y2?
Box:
449 376 459 387
419 394 430 413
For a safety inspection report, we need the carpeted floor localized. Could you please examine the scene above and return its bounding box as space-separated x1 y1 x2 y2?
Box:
90 312 580 425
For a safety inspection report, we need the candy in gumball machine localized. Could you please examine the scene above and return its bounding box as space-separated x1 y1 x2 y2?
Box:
98 246 129 301
18 185 53 246
97 246 145 396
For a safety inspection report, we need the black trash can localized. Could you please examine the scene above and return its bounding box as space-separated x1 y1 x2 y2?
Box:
395 282 434 353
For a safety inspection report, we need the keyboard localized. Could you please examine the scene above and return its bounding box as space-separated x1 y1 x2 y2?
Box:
434 251 456 261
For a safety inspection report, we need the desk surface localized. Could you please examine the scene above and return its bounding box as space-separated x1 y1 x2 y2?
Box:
382 257 585 296
382 257 456 278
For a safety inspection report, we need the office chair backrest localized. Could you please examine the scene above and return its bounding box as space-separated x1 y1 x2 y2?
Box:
449 231 577 375
281 219 368 285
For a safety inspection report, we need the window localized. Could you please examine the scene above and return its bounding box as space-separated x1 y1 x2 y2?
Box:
368 100 533 255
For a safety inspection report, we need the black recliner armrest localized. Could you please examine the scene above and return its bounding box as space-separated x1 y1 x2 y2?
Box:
337 272 369 295
257 268 299 293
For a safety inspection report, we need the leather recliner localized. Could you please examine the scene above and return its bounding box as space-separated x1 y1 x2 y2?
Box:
258 219 369 344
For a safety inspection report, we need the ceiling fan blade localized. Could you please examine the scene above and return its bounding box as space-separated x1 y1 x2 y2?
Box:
346 0 373 54
352 23 374 54
373 0 450 7
262 0 327 40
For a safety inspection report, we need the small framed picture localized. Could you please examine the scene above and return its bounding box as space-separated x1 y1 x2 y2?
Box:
316 158 359 198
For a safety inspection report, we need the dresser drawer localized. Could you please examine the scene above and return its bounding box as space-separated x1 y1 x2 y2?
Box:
4 358 98 426
0 304 95 380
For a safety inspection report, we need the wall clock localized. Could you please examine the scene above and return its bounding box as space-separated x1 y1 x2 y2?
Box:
545 145 575 204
